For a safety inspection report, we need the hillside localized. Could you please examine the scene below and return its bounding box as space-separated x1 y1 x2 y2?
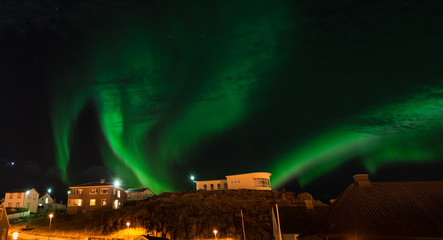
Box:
24 190 327 240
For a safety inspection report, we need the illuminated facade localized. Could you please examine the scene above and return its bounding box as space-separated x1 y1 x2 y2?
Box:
0 203 10 240
195 172 272 191
3 188 39 213
67 179 127 215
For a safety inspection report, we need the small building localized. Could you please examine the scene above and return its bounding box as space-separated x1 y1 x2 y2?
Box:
3 188 39 213
299 174 443 240
38 193 54 207
0 203 10 240
195 172 272 191
67 179 127 215
126 187 155 201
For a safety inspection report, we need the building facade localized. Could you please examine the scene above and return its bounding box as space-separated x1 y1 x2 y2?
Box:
67 179 127 215
195 172 272 191
3 188 39 213
126 187 155 201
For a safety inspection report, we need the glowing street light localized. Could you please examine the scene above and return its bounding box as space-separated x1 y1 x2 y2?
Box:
213 229 218 239
114 180 120 188
67 190 71 195
48 213 54 240
47 188 52 194
190 175 196 190
126 222 130 228
190 175 195 181
12 232 18 240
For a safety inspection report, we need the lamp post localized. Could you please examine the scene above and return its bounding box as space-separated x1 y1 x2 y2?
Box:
126 221 130 239
48 188 52 194
190 175 195 190
48 213 54 240
213 229 218 239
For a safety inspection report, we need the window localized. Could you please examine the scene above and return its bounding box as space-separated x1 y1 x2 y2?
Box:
89 189 97 195
9 194 12 199
117 190 121 198
33 194 36 200
113 188 116 195
203 184 207 190
45 198 48 204
101 199 107 206
7 203 12 208
253 178 271 188
68 199 82 206
210 184 214 190
217 184 221 190
224 183 228 189
76 189 83 194
16 202 20 208
100 188 108 194
17 193 21 199
26 203 30 209
28 194 31 199
90 199 96 206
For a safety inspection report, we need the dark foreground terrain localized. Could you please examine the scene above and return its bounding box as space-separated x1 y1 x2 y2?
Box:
23 190 326 240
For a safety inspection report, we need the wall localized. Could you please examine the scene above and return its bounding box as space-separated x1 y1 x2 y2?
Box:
195 180 228 190
68 186 126 214
226 172 272 190
23 189 39 213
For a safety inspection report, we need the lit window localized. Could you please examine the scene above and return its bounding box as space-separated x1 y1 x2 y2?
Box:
117 190 121 198
101 199 107 206
90 189 97 194
76 189 83 194
68 199 82 206
253 178 271 188
90 199 96 206
45 198 48 204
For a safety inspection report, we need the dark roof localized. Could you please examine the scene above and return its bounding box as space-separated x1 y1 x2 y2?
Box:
273 206 327 234
126 188 152 193
71 181 113 187
299 180 443 239
6 188 36 193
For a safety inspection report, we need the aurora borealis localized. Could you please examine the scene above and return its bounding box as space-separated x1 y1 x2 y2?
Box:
1 0 443 198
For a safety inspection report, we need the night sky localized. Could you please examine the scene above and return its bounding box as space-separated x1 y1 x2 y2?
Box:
1 0 443 202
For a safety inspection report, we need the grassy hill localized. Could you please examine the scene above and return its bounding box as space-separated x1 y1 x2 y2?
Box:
19 190 326 240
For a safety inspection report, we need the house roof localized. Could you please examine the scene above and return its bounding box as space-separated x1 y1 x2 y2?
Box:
126 188 153 193
6 188 39 194
273 206 327 234
299 177 443 239
70 181 113 188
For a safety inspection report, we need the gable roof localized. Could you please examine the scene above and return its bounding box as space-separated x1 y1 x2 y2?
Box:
299 177 443 239
70 181 113 188
126 188 153 193
6 188 39 194
273 206 327 234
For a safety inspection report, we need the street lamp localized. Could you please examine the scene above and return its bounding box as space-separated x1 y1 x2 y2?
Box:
126 222 130 228
48 213 54 240
213 229 218 239
190 175 195 190
12 232 18 240
48 188 52 194
114 180 120 188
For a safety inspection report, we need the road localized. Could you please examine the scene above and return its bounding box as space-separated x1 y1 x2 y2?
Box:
13 233 70 240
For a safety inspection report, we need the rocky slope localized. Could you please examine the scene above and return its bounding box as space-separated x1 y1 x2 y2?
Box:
30 190 327 240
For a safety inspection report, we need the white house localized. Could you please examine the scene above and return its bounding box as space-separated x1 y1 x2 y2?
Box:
38 193 54 207
195 172 272 191
3 188 39 213
126 187 155 201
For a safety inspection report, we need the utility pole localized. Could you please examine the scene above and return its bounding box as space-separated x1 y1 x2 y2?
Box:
241 209 246 240
275 204 282 240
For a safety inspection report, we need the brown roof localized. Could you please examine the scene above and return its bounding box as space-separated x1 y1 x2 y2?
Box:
299 178 443 239
126 188 153 193
273 206 327 234
70 181 113 188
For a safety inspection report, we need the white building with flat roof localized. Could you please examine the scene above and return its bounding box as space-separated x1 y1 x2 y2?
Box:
195 172 271 191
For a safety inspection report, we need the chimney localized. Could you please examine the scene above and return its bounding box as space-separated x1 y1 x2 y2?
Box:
353 174 370 188
305 199 314 210
100 179 105 184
